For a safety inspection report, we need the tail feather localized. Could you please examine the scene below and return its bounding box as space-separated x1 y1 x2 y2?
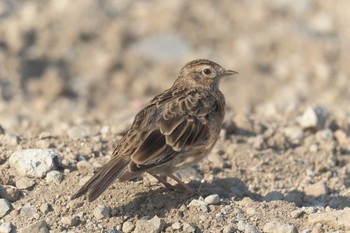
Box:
71 156 131 202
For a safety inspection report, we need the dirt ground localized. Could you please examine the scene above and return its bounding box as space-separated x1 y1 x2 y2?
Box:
0 1 350 232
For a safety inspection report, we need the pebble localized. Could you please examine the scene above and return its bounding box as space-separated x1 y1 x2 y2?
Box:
304 182 328 196
0 223 12 233
188 199 208 208
20 204 38 217
45 170 64 184
40 203 51 214
15 177 35 189
263 221 297 233
245 224 260 233
291 209 304 218
182 222 196 233
171 222 181 230
264 191 284 201
93 205 110 219
222 225 235 233
122 221 135 233
315 129 333 141
0 185 21 202
204 194 220 205
252 135 266 150
76 160 93 171
134 215 165 233
61 215 80 226
283 126 304 144
9 148 61 178
0 199 11 217
18 220 49 233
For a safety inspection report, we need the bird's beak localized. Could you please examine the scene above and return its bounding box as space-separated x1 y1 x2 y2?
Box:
219 69 239 78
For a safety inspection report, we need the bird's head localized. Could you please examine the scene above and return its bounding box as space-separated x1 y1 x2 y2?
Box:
174 59 238 90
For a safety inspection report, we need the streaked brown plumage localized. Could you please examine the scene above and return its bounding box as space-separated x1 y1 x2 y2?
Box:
71 59 238 201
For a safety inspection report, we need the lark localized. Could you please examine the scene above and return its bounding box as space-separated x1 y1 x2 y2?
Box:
71 59 238 201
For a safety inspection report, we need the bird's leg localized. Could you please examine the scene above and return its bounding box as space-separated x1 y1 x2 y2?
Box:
167 174 195 195
150 174 175 192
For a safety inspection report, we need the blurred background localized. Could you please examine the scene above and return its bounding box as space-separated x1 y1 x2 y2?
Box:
0 0 349 134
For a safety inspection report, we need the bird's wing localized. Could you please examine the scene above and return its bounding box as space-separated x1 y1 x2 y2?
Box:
128 88 215 171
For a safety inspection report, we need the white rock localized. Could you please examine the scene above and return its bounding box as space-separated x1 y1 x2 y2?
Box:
204 194 220 205
283 127 303 144
188 199 208 207
291 209 304 218
171 222 181 230
263 221 297 233
45 170 63 184
134 215 165 233
9 148 60 178
0 199 11 217
18 220 49 233
93 205 110 219
0 223 12 233
61 215 79 226
298 106 328 130
122 221 135 233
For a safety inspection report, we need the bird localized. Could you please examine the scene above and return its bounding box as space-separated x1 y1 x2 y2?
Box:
71 59 238 202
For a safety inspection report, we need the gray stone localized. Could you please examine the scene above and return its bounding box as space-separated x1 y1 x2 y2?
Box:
204 194 220 205
284 191 303 206
134 215 165 233
0 185 21 202
9 148 60 178
18 220 49 233
20 204 37 217
122 221 135 233
0 223 12 233
263 221 297 233
45 170 63 184
16 177 35 190
0 199 11 217
264 191 284 201
245 224 259 233
93 205 110 219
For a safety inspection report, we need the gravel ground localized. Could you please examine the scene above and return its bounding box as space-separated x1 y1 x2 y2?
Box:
0 1 350 232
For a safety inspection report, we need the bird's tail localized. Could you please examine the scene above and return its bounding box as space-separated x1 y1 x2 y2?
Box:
71 156 131 202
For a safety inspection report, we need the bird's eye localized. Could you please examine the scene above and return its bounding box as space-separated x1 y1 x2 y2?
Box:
203 69 212 75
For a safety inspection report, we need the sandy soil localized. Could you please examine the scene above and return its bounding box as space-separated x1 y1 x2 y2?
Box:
0 1 350 232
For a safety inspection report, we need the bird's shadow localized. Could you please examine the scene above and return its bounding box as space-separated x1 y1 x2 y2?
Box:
110 175 350 221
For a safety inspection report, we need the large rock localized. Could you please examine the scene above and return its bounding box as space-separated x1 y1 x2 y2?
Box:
18 220 49 233
9 149 61 178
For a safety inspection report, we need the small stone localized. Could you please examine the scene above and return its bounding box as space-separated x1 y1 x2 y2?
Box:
122 221 135 233
334 129 348 145
291 209 304 218
61 215 79 226
237 220 246 231
0 199 11 217
263 221 297 233
188 199 207 207
315 129 333 141
283 126 303 144
264 191 284 201
0 185 21 202
18 220 49 233
134 215 165 233
285 191 303 207
171 222 181 230
20 204 37 217
9 148 61 178
222 225 235 233
5 133 20 145
304 182 328 196
0 223 12 233
182 222 196 233
245 224 259 233
204 194 220 205
16 177 35 189
45 170 64 184
298 106 328 130
93 205 110 219
253 135 266 150
40 203 51 214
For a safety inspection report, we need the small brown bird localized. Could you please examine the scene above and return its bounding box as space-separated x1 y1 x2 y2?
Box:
71 59 238 201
